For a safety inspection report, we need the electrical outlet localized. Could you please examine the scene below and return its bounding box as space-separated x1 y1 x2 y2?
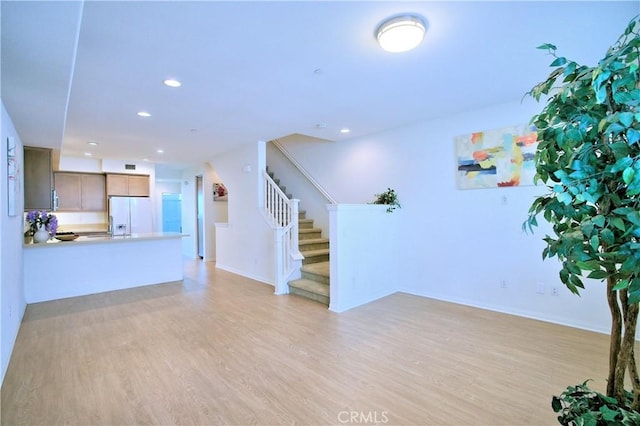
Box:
552 286 559 296
536 283 545 294
500 279 508 288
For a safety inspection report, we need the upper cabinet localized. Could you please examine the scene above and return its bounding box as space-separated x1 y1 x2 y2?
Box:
54 172 106 211
24 146 53 211
106 174 150 197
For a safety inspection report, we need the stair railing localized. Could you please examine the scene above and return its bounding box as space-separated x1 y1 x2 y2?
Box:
271 139 337 204
263 170 302 294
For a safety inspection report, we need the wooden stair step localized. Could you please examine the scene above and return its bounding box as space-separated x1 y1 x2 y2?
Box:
299 218 314 229
288 279 329 306
298 238 329 250
301 261 330 284
299 228 322 239
301 248 330 264
301 248 329 257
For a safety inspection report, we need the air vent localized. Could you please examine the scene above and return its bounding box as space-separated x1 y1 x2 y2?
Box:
125 164 136 170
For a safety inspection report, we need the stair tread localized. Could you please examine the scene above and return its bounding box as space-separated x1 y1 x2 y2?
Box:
301 261 330 277
301 248 329 256
298 237 329 245
288 278 329 297
299 227 322 233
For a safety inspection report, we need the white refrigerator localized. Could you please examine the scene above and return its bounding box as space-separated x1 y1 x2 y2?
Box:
108 196 153 235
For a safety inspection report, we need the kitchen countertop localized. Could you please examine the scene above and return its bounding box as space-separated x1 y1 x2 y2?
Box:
24 232 186 247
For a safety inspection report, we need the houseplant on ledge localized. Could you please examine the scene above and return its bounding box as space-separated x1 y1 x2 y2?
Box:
372 188 401 212
25 210 58 243
524 15 640 423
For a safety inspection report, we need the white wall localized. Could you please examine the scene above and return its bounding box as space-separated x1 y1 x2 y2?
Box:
1 102 26 384
276 98 612 334
212 141 275 285
328 204 400 313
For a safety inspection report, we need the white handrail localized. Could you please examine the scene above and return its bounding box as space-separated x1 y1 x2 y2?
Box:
271 139 337 204
263 170 301 294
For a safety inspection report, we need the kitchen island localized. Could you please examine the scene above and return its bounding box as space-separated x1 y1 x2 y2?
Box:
23 232 186 303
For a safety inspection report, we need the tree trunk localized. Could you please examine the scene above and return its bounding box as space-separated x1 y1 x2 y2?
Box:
612 290 639 405
607 276 623 397
628 347 640 411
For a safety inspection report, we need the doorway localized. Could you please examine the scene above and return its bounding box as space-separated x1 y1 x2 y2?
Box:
161 193 182 232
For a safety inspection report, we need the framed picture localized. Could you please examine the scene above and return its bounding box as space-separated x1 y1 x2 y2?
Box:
7 137 19 216
213 183 228 201
455 124 539 189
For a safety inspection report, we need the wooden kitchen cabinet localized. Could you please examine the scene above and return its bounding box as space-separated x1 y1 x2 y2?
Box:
81 174 107 210
106 174 150 197
54 172 106 211
24 146 53 211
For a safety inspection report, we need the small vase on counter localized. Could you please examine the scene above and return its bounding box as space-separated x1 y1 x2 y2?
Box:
33 224 50 243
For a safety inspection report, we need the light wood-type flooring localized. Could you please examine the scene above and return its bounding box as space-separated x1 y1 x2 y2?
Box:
1 259 619 425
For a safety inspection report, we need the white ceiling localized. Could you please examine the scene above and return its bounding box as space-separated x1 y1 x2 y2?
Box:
2 1 638 170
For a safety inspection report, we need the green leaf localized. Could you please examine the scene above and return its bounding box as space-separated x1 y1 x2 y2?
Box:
593 215 606 227
557 192 573 205
605 122 625 135
537 43 557 51
623 167 635 185
600 405 620 422
550 57 567 67
613 207 634 215
587 270 608 279
619 112 635 127
590 235 600 250
629 279 640 304
611 217 626 232
628 128 640 145
601 228 615 245
613 279 630 291
627 212 640 227
611 156 633 173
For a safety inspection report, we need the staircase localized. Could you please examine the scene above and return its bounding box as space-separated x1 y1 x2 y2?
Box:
267 168 330 306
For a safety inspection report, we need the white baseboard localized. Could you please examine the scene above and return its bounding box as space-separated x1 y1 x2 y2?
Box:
214 263 274 287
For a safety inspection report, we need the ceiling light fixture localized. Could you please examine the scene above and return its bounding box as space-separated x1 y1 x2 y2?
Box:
84 152 93 156
156 149 164 154
340 128 351 134
163 79 181 88
376 15 426 53
137 111 151 117
87 141 98 146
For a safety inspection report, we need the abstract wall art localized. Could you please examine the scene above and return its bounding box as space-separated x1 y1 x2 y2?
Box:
455 124 539 189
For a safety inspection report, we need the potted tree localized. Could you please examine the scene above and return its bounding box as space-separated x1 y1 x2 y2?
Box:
524 14 640 424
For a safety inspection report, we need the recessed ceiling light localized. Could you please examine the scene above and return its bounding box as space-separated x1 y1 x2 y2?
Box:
316 123 327 129
163 79 181 88
156 149 164 154
87 141 98 146
137 111 151 117
143 158 150 162
376 15 426 53
84 152 93 156
340 128 351 134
